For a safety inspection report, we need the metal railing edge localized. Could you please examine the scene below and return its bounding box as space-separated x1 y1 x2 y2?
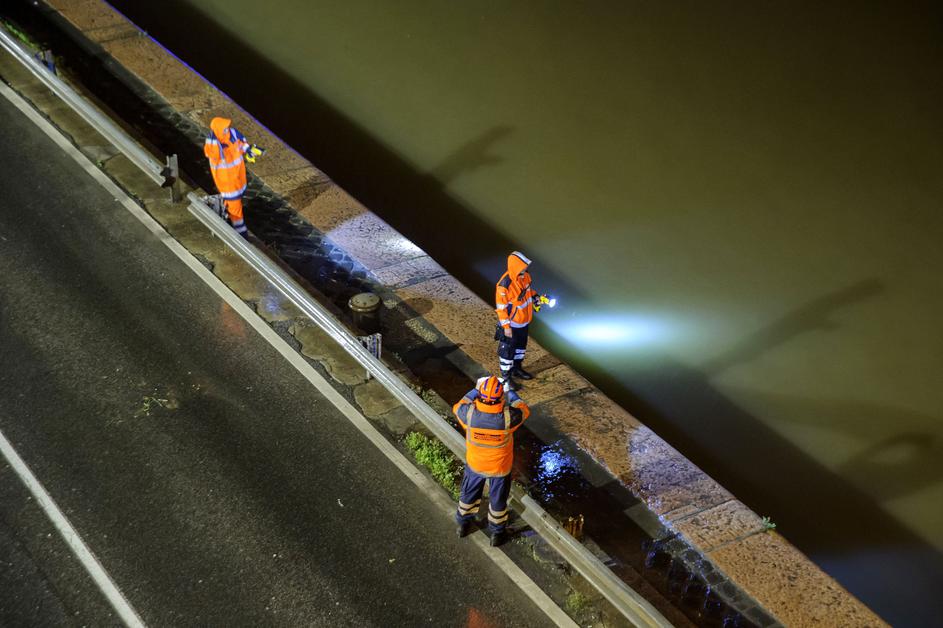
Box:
520 495 670 627
0 26 164 185
185 193 468 457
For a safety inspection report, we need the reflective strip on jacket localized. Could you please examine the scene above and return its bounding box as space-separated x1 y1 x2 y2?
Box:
496 251 538 329
204 117 249 200
453 388 530 477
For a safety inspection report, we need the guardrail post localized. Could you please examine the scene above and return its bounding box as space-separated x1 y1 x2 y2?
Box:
358 332 382 381
162 153 181 203
36 49 55 74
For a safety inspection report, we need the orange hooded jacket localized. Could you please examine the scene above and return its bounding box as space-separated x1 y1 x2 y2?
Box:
495 251 538 329
204 117 249 200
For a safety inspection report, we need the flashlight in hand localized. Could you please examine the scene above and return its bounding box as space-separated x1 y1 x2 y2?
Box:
246 144 265 163
536 294 557 312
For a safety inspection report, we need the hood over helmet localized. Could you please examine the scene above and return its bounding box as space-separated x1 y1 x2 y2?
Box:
210 117 232 143
507 251 531 278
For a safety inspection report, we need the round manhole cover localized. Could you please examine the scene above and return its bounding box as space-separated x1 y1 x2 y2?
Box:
349 292 380 312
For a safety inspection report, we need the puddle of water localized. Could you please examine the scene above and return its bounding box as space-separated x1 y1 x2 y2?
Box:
521 440 591 505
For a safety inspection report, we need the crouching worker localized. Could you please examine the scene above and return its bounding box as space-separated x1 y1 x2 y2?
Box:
453 375 530 547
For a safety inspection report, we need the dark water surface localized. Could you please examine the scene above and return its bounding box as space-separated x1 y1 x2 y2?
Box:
93 1 943 624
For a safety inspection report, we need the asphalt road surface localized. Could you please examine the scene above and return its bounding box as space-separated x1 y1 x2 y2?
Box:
0 90 549 626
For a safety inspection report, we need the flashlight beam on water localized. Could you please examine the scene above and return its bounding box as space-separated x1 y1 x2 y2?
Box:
544 312 669 347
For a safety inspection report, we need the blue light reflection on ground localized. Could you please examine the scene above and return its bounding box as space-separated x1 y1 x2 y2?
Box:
258 288 283 317
539 448 567 481
529 441 587 503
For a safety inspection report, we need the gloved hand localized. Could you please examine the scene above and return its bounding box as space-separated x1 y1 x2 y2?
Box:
245 144 265 163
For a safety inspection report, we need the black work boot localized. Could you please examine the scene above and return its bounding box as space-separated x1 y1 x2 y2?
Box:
490 529 508 547
512 366 534 380
456 521 471 538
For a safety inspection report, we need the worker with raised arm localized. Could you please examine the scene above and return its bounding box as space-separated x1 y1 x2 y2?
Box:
203 116 263 238
453 375 530 547
495 250 550 389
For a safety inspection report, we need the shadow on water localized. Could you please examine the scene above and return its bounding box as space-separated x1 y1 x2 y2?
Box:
9 1 943 622
700 278 885 376
428 125 514 184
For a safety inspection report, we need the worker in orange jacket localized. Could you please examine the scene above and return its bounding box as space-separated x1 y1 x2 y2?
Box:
204 116 260 238
495 251 540 389
454 375 530 547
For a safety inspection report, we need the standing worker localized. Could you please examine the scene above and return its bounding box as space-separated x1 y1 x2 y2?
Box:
203 116 263 238
454 375 530 547
495 251 547 389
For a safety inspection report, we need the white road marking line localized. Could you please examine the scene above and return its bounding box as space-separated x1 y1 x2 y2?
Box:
0 81 147 628
0 77 576 628
0 428 146 628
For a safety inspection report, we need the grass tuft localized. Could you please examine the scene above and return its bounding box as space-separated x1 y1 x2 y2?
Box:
1 19 40 50
564 590 590 614
404 432 462 500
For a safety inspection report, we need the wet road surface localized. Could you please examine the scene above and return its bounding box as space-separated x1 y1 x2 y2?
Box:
0 88 550 626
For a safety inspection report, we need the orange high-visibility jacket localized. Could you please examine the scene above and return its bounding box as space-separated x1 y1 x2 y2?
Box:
453 386 530 477
204 117 249 200
495 251 538 330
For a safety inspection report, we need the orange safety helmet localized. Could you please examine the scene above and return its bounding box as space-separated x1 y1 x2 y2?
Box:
477 376 505 405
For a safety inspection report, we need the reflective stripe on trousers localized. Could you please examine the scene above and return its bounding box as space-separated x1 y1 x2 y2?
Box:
224 198 247 235
455 469 511 533
220 185 247 200
498 325 528 374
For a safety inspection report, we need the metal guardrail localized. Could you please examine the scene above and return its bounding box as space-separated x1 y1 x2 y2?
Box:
520 495 669 627
0 27 164 185
0 22 672 626
185 192 469 458
188 194 672 628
